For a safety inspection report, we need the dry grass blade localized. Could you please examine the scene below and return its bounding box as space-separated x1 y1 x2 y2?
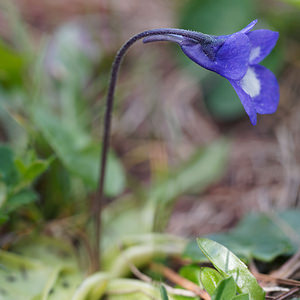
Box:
150 263 211 300
271 248 300 279
275 287 300 300
255 272 300 287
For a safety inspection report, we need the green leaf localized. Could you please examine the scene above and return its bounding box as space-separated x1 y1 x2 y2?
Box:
177 265 224 297
47 268 82 300
105 279 164 300
149 139 229 204
0 250 81 300
0 236 83 300
160 285 169 300
12 236 79 268
197 238 265 300
0 249 56 300
0 145 18 186
232 294 250 300
71 272 110 300
5 189 38 213
0 39 24 86
178 265 202 287
108 240 185 278
200 267 224 295
184 212 298 263
208 213 295 262
15 156 52 186
32 107 125 197
211 276 236 300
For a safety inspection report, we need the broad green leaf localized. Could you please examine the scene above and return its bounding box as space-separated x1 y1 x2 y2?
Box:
12 236 79 268
102 233 186 271
200 267 224 295
177 266 223 298
47 268 82 300
71 272 111 300
0 250 81 300
175 265 201 300
0 250 57 300
0 236 83 300
178 265 202 287
109 241 185 278
209 213 295 262
160 285 169 300
32 107 125 197
278 210 300 245
184 212 298 263
232 294 250 300
197 238 265 300
211 276 236 300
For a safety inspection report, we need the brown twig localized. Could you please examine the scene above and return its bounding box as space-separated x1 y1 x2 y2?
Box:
275 287 300 300
271 248 300 279
129 262 197 298
150 263 211 300
254 272 300 287
129 262 152 283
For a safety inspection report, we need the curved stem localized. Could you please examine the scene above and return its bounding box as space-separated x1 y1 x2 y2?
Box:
92 28 209 271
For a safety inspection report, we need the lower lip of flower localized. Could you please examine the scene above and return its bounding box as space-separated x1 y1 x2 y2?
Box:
240 67 261 97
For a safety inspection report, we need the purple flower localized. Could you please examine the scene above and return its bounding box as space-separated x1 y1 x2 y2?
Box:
143 20 279 125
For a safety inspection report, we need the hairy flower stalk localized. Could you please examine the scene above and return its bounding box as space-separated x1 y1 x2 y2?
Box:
92 21 279 271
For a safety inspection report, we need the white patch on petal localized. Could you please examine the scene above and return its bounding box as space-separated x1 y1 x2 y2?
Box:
240 67 260 97
249 47 260 63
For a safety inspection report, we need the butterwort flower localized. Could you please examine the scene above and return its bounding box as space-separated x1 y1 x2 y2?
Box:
143 20 279 125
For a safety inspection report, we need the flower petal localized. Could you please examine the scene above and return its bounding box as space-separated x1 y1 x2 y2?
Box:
214 33 250 80
180 33 250 80
250 65 279 114
238 19 258 34
228 65 279 125
179 39 217 72
229 79 257 125
247 29 279 64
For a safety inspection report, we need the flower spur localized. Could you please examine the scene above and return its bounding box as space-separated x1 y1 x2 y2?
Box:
143 20 279 125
